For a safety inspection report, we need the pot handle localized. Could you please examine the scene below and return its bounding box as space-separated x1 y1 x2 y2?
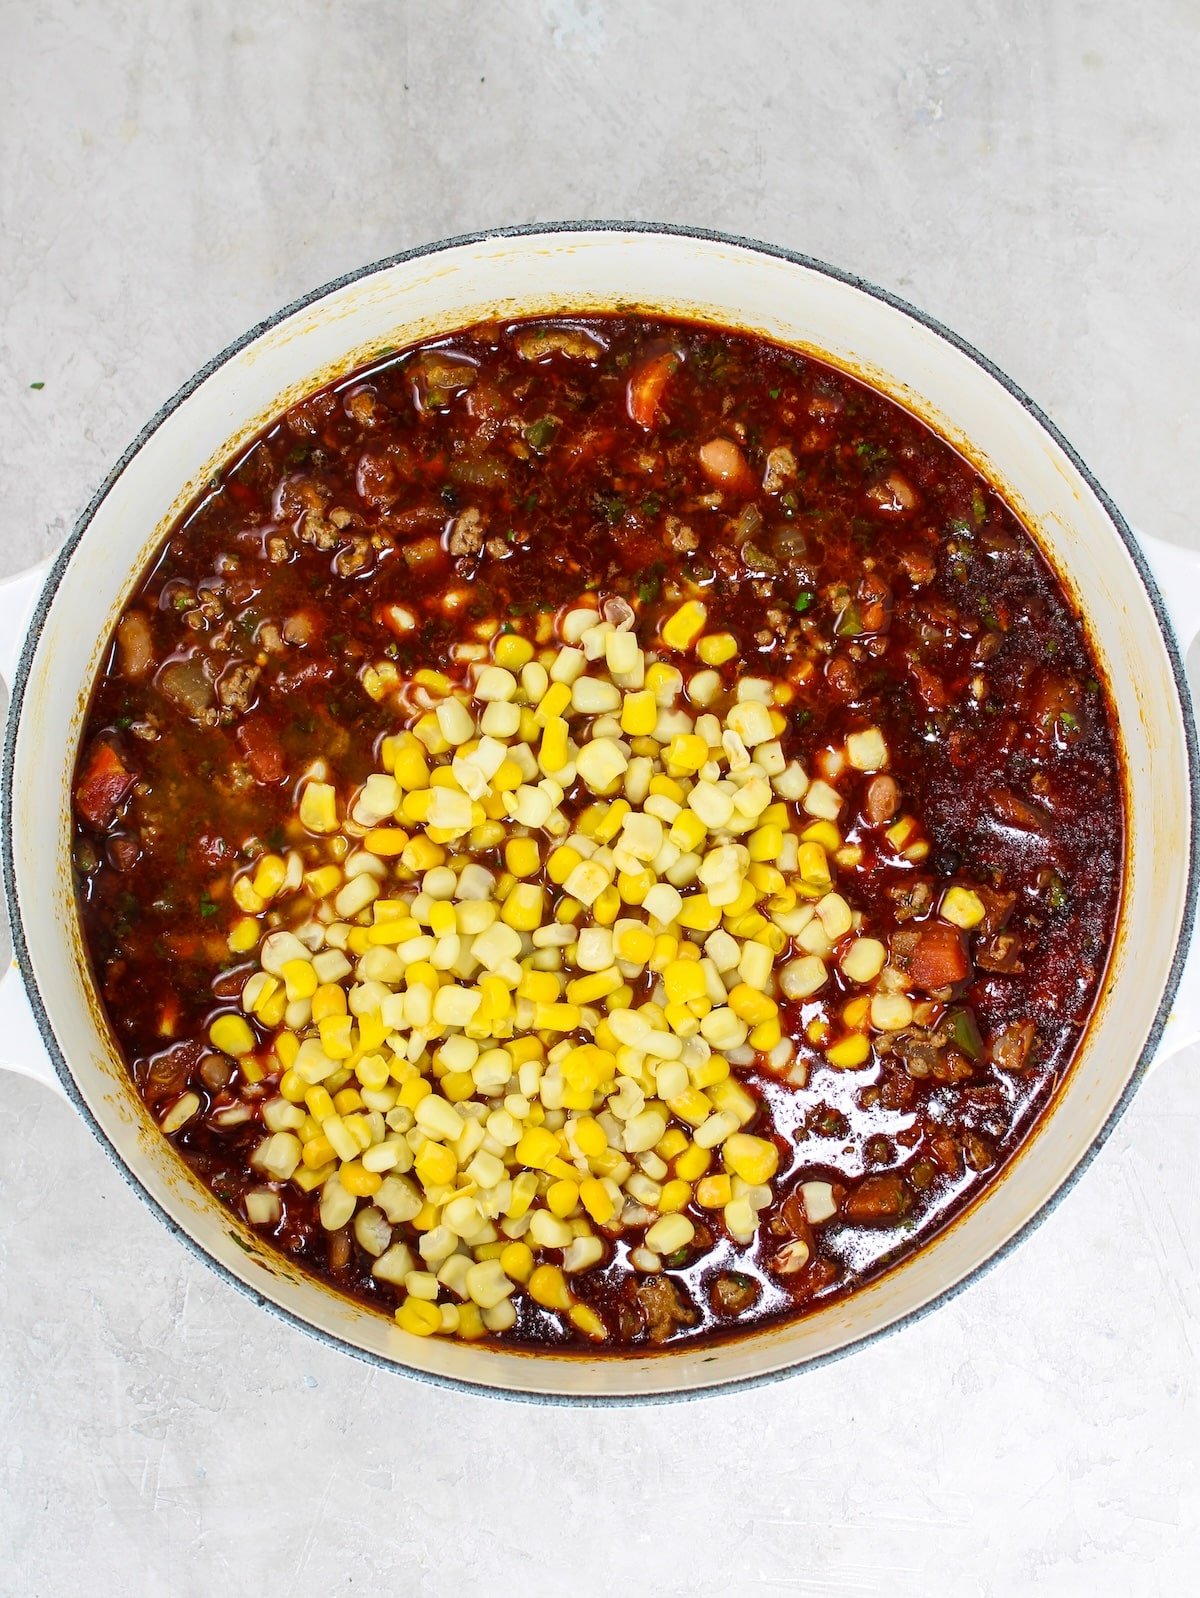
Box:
1139 530 1200 1068
1 559 67 1099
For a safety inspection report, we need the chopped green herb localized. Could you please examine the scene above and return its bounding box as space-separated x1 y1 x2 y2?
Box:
524 416 559 452
855 440 888 468
1046 873 1069 910
947 1008 984 1060
593 492 626 526
29 381 45 391
768 387 781 400
199 893 219 920
641 494 661 518
835 602 864 636
971 486 987 526
1060 711 1079 733
637 569 663 604
792 591 814 613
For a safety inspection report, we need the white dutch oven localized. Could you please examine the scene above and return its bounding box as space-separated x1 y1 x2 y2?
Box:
2 225 1198 1402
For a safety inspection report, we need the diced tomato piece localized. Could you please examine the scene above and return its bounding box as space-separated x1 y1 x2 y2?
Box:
908 921 970 991
75 742 134 829
236 714 287 784
626 352 679 429
908 661 948 710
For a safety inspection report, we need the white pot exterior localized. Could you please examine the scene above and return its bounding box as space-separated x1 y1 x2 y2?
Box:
3 226 1197 1401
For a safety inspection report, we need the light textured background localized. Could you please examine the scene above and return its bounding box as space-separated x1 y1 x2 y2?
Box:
2 3 1198 1594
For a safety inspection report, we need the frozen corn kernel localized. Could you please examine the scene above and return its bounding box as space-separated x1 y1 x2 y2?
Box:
661 600 708 651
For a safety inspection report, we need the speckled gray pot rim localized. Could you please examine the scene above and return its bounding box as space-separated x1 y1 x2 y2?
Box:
3 221 1197 1406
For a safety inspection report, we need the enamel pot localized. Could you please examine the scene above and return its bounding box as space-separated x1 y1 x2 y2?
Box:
2 225 1198 1402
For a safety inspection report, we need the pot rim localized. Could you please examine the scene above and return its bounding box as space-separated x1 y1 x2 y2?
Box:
4 220 1197 1405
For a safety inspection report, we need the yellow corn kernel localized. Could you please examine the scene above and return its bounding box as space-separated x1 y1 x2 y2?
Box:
303 865 342 900
318 1015 354 1059
573 1117 608 1158
568 1302 607 1340
941 886 986 929
332 1086 363 1114
722 1132 780 1185
231 877 264 914
696 1173 733 1208
303 1084 334 1120
801 819 841 852
495 632 534 670
281 958 318 1002
398 1077 433 1110
340 1159 382 1197
311 984 347 1023
566 968 623 1006
806 1016 831 1046
441 1069 477 1103
547 1179 580 1218
249 855 285 899
620 689 658 736
405 835 445 873
299 781 338 835
665 733 707 774
690 1055 730 1090
396 1298 442 1337
519 968 561 1005
727 984 778 1026
533 1002 580 1033
656 1127 689 1161
496 884 542 933
669 810 708 853
546 845 581 885
363 827 410 856
657 1178 692 1213
506 1035 545 1067
227 916 260 955
749 1016 783 1051
674 1142 712 1181
748 824 784 864
415 1141 458 1187
593 885 622 925
677 893 722 932
505 836 541 878
577 1177 615 1224
697 631 737 665
661 599 708 651
528 1264 572 1311
209 1014 255 1057
613 924 654 965
842 994 872 1030
515 1126 561 1170
663 1001 700 1036
663 959 707 1005
499 1242 535 1285
537 680 573 721
667 1087 712 1127
302 1135 336 1170
279 1067 306 1104
827 1033 872 1069
613 869 650 908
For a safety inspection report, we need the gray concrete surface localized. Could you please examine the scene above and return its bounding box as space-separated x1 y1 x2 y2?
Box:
2 2 1198 1594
